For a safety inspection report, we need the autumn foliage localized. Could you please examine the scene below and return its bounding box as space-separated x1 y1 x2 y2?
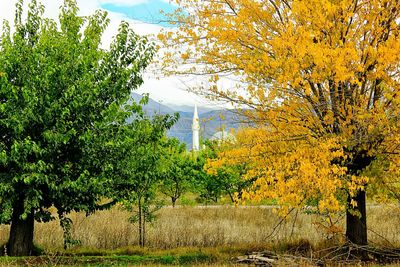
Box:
160 0 400 249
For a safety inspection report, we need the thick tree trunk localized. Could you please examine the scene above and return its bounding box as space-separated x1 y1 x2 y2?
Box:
7 200 35 256
343 150 374 259
346 189 368 259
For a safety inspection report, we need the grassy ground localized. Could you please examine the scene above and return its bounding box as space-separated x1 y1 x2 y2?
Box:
0 205 399 266
2 205 399 250
0 246 399 266
0 251 219 266
3 205 317 250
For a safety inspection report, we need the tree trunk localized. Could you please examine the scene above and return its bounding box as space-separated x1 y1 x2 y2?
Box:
227 191 236 204
171 197 177 207
142 211 146 247
346 189 368 259
138 197 143 247
7 200 35 256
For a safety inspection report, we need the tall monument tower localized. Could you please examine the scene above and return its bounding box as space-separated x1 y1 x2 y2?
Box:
192 105 200 151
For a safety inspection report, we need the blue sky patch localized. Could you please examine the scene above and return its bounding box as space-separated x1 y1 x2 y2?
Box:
101 1 181 27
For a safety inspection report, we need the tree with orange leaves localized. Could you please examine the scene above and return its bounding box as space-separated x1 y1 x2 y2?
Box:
160 0 400 256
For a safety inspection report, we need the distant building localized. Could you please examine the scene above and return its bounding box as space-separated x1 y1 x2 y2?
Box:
210 130 236 143
192 106 237 151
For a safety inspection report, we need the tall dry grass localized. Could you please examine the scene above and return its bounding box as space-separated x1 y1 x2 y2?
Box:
0 205 399 251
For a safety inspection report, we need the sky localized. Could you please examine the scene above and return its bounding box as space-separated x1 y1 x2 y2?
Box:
0 0 218 108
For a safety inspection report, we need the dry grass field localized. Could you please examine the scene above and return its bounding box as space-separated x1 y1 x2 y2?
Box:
1 204 399 253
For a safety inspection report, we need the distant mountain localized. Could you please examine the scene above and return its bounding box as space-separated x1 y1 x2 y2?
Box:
131 93 175 115
130 92 245 147
167 103 217 114
199 109 243 140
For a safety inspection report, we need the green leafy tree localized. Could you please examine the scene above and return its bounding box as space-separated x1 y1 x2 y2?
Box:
191 141 255 204
192 149 223 203
0 0 154 256
112 112 178 247
159 138 195 207
204 141 257 204
211 164 251 204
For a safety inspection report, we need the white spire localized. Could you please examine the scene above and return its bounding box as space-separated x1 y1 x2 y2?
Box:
192 105 200 151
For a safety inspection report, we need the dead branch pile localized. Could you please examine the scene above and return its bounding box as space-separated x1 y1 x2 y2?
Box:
234 245 400 266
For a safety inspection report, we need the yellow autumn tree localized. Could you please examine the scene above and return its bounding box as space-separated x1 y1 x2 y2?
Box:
159 0 400 252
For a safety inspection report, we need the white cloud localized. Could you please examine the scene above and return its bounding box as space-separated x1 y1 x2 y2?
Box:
0 1 21 22
99 0 149 6
0 0 215 107
98 0 178 7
